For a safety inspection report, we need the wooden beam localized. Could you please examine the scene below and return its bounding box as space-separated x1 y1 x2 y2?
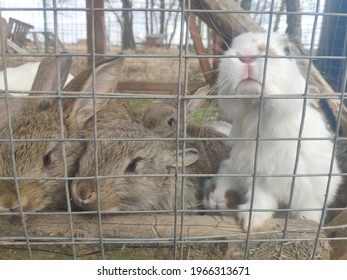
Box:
0 215 330 259
189 0 263 40
6 39 28 54
211 32 225 84
188 14 213 84
86 0 106 65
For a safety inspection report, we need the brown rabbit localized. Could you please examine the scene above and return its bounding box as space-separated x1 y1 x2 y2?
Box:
0 54 75 212
0 55 135 212
70 122 215 211
142 85 213 138
143 101 232 177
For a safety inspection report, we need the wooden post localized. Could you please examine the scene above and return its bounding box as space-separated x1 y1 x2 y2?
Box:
86 0 106 65
188 14 213 85
0 16 8 54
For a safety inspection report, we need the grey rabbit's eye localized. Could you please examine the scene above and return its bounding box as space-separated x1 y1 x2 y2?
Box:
42 151 53 167
125 157 143 173
167 117 176 126
284 46 291 56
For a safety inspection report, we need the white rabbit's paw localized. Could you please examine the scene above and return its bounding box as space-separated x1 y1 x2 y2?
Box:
296 210 322 223
238 204 273 232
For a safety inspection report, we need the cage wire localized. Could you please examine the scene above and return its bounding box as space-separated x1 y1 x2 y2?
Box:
0 0 346 260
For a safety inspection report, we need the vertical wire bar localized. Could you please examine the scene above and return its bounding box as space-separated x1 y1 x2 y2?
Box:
42 0 49 53
89 0 106 259
277 1 321 258
52 0 77 259
311 11 347 258
0 16 32 259
178 0 191 260
174 0 186 260
243 0 276 260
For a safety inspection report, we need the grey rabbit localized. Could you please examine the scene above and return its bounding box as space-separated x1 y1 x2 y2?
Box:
70 97 232 211
0 55 135 212
70 122 218 211
142 101 232 173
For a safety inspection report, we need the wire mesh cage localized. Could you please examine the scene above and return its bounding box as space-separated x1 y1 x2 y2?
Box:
0 0 346 260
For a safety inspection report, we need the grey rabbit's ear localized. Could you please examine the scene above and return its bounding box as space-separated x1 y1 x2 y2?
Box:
71 57 125 130
30 52 72 92
167 148 200 168
186 84 210 117
81 57 124 94
72 97 109 130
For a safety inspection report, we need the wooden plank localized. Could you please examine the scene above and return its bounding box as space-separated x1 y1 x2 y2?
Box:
0 214 330 259
189 0 263 39
6 39 28 54
326 210 347 260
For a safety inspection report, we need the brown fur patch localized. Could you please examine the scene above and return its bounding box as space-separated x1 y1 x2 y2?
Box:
225 190 241 209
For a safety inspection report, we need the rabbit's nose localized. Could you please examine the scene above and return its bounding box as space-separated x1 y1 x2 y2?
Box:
74 181 96 206
78 188 92 201
212 196 225 210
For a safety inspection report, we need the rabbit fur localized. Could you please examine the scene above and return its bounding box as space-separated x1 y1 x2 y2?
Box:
143 101 232 172
0 55 136 212
204 32 341 231
70 122 220 211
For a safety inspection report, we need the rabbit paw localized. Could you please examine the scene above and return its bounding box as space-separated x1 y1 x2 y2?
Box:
238 203 273 232
296 210 322 223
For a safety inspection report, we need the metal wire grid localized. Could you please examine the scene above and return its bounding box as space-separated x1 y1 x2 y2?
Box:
0 0 346 260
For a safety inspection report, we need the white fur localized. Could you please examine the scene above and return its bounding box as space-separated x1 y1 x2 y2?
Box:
204 32 341 231
207 120 232 137
0 62 74 95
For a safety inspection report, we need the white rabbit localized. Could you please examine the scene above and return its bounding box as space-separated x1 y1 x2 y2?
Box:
204 32 341 231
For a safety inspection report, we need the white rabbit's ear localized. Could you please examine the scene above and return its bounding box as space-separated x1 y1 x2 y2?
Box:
81 57 124 94
30 52 72 92
72 97 109 130
167 148 199 167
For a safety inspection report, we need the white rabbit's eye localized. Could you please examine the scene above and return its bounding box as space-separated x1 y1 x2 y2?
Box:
125 157 143 173
167 117 176 126
43 151 53 167
284 46 291 56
